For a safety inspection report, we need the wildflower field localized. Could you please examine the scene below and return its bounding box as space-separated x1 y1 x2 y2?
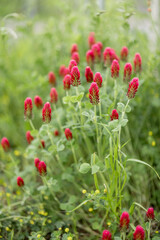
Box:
0 0 160 239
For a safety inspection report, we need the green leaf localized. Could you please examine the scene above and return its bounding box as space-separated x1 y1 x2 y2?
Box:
48 145 57 153
79 163 91 174
125 104 131 112
57 144 65 152
119 119 128 127
129 204 134 215
114 237 121 240
70 96 78 103
92 222 100 230
63 96 71 104
117 102 125 112
30 129 38 137
77 92 84 101
91 164 100 174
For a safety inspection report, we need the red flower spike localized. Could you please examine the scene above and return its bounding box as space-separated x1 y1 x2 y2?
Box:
123 63 132 82
63 74 71 90
38 161 47 176
71 66 81 87
85 66 93 83
127 78 139 99
48 72 56 85
94 72 103 88
40 140 45 148
24 97 32 120
34 96 43 109
134 53 142 73
71 43 78 55
68 59 77 72
89 82 99 105
111 59 120 78
65 128 72 140
71 52 80 64
97 41 103 50
50 88 58 104
64 67 70 76
91 43 101 61
88 32 96 48
34 158 40 169
110 109 119 121
17 176 24 187
59 65 66 77
120 212 130 230
86 50 94 65
146 207 154 220
121 46 129 61
26 131 34 144
102 230 112 240
54 130 59 136
1 137 10 152
42 102 51 123
133 225 145 240
103 47 117 66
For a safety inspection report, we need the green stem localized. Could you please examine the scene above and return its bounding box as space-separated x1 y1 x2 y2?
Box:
42 176 60 204
93 153 99 190
29 119 35 130
76 87 83 125
148 219 151 240
94 105 99 155
70 141 78 165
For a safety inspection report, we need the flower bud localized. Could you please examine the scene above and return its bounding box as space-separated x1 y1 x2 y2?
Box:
26 131 34 144
86 50 94 65
88 32 96 48
71 52 80 64
71 66 81 87
89 82 99 105
127 78 139 99
134 53 142 73
59 65 66 77
38 161 47 176
123 63 132 82
42 102 51 123
34 158 40 169
94 72 103 87
54 130 59 136
120 212 130 230
68 59 77 72
133 226 145 240
24 97 32 119
1 137 10 152
63 74 71 90
34 96 43 109
146 207 154 220
85 66 93 83
48 72 56 85
111 60 120 78
65 128 72 140
71 43 78 55
110 109 119 121
50 88 58 104
121 46 128 61
102 230 112 240
17 176 24 187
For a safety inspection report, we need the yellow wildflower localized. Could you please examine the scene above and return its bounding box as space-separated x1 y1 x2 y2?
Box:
82 189 87 194
37 234 41 238
6 193 11 197
67 237 72 240
88 208 93 212
107 222 111 226
47 219 52 223
148 131 153 136
95 190 100 194
58 227 62 231
6 227 10 231
14 150 20 156
104 188 107 193
30 220 34 225
152 141 156 147
65 228 69 233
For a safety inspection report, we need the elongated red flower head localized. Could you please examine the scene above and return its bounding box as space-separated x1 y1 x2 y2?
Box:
50 88 58 104
63 74 71 90
88 32 96 48
123 63 132 82
110 109 119 121
68 59 77 72
1 137 10 152
111 60 120 78
54 130 59 136
89 82 99 105
85 66 93 83
102 230 112 240
48 72 56 85
26 131 34 144
71 43 78 55
97 41 103 50
64 67 70 76
134 53 142 73
103 48 119 66
91 43 101 61
71 66 81 87
121 46 129 61
86 50 94 65
59 65 66 77
17 176 24 187
120 212 130 230
94 72 103 87
71 52 80 64
24 97 32 119
133 225 145 240
34 96 43 109
146 207 154 220
127 78 139 99
38 161 47 176
65 128 72 140
34 158 40 169
42 102 51 123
